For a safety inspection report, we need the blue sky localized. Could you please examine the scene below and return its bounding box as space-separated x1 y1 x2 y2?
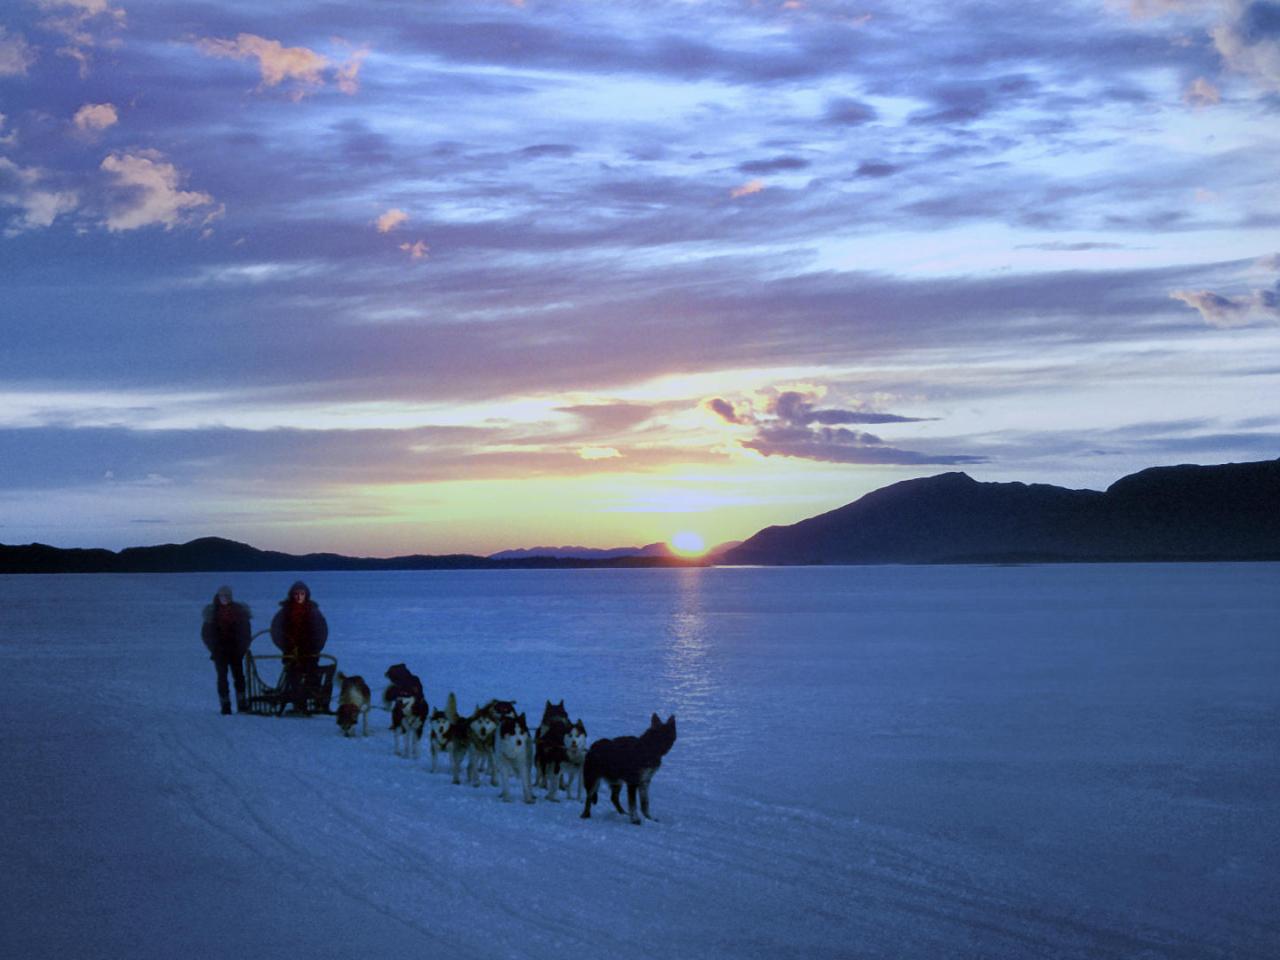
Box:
1 0 1277 555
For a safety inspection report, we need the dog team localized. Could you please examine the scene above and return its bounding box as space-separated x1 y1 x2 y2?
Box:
203 582 676 824
335 662 676 824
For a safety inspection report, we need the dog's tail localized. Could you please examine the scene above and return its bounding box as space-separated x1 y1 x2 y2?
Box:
445 691 457 722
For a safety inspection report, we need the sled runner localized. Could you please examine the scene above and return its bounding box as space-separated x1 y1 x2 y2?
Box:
242 650 339 717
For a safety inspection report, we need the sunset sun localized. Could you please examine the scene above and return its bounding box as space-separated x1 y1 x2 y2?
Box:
669 530 706 557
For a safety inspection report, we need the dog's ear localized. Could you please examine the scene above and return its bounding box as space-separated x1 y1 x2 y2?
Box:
651 712 661 727
666 714 676 727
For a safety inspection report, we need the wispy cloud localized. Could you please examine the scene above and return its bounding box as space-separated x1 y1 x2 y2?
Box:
35 0 126 77
730 179 765 198
0 26 37 76
196 33 367 98
707 389 973 466
0 158 78 235
376 207 408 233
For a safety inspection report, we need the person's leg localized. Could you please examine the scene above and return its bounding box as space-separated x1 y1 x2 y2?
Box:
214 658 232 714
230 656 247 712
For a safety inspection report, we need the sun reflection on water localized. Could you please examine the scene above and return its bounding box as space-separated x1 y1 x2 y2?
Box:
660 567 717 729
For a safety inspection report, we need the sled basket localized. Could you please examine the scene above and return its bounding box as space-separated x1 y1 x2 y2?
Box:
243 651 338 716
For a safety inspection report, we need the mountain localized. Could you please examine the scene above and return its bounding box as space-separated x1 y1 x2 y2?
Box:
722 458 1280 565
488 545 648 560
0 537 705 575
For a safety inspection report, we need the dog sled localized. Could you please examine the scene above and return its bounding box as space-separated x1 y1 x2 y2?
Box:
242 648 339 717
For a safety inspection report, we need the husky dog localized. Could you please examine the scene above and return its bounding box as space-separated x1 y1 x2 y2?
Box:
466 707 499 786
534 699 570 790
428 708 452 772
495 712 536 804
534 702 570 801
384 664 428 760
438 690 470 783
466 698 516 786
580 713 676 825
335 672 371 737
559 719 589 801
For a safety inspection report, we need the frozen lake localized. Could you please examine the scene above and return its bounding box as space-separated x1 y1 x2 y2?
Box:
2 564 1277 958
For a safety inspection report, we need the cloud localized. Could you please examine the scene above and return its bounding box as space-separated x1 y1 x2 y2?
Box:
738 156 809 174
1170 286 1280 327
35 0 126 77
772 391 931 426
99 150 217 232
708 389 967 466
707 397 749 424
1211 0 1280 92
823 97 877 125
376 208 408 233
399 239 429 259
730 179 765 198
0 158 79 235
577 446 621 460
334 45 369 95
0 27 37 76
853 161 900 178
73 102 118 132
1183 75 1222 105
197 34 367 98
199 33 328 89
743 424 986 466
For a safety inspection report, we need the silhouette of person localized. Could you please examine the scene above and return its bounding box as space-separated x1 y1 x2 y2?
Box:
269 581 328 712
201 585 252 715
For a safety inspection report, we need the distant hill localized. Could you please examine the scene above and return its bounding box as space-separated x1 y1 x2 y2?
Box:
488 545 650 561
0 537 706 575
488 539 743 561
722 458 1280 565
4 459 1276 574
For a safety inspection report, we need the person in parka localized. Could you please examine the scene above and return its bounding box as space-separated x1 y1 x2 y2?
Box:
201 585 253 715
269 581 329 709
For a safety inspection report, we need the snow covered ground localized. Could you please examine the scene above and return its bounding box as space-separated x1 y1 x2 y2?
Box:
2 564 1277 959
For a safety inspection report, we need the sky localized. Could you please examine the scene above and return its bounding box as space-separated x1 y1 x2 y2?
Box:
1 0 1278 557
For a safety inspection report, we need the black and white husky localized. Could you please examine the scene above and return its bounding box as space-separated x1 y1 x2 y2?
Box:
467 698 515 786
559 719 589 801
384 663 428 760
428 707 452 772
495 712 535 804
335 672 371 737
580 713 676 825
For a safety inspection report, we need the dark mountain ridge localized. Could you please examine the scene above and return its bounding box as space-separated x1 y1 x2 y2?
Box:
0 537 704 575
722 458 1280 565
2 458 1276 573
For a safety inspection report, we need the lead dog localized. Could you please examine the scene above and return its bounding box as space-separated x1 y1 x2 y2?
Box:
580 713 676 825
384 663 428 760
495 712 535 804
335 672 371 737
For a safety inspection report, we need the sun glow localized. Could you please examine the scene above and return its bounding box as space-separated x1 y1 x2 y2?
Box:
669 530 706 557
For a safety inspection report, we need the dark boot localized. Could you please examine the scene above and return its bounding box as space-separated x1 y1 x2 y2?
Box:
220 698 232 716
234 682 248 714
